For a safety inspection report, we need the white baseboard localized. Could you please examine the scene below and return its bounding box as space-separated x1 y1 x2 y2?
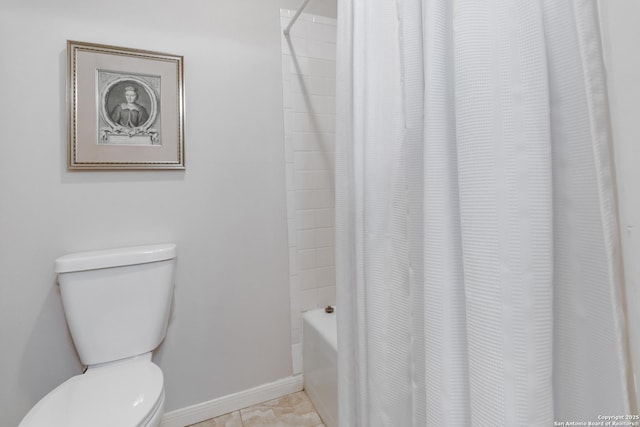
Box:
160 374 304 427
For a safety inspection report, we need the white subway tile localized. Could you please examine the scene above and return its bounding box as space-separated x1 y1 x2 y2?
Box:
309 76 330 96
317 173 334 190
286 191 296 217
281 79 291 100
317 286 337 307
305 20 322 40
290 279 300 301
324 95 336 113
305 95 330 114
283 110 294 134
297 248 318 270
291 311 303 345
295 189 333 210
306 39 325 59
323 190 336 208
295 152 333 171
292 93 309 113
315 208 335 227
289 55 306 75
316 246 335 267
319 60 337 78
318 132 336 151
290 275 301 294
300 289 319 311
297 57 318 76
294 190 314 210
291 310 303 337
293 113 312 132
309 172 329 190
319 59 336 77
316 226 335 247
305 95 325 116
295 170 325 190
294 171 313 190
308 151 335 171
281 36 291 54
318 24 337 44
297 228 316 249
325 77 336 95
316 114 336 133
282 85 293 108
287 188 296 207
289 18 308 39
287 218 297 246
308 14 336 27
318 190 335 209
292 133 319 152
308 75 330 96
312 172 329 190
286 188 296 219
298 171 322 190
295 17 310 32
296 209 316 229
290 75 305 94
303 95 323 114
316 266 336 287
292 343 303 374
325 154 336 171
286 163 295 189
288 37 309 58
288 247 298 275
284 140 294 164
299 268 320 290
318 42 337 61
281 53 292 75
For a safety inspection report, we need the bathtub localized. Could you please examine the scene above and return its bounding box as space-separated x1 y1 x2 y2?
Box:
303 308 337 427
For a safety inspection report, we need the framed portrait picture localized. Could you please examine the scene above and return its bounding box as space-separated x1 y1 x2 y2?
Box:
67 40 185 170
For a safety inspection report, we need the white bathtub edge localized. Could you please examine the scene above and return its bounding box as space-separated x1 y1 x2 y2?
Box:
303 307 338 427
306 380 338 427
302 308 338 350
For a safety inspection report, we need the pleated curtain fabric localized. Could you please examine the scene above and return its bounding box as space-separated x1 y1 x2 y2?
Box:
335 0 632 426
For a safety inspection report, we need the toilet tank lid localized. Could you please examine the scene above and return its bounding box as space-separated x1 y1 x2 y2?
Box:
55 243 176 273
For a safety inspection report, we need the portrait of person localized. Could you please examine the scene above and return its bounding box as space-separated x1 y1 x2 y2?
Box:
98 74 161 146
109 85 150 128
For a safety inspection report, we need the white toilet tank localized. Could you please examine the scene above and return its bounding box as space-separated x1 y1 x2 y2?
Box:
55 244 176 366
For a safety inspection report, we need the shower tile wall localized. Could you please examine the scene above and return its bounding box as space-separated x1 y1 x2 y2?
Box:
280 9 337 374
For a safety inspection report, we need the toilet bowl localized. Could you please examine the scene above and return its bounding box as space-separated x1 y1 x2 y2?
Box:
19 244 176 427
20 355 164 427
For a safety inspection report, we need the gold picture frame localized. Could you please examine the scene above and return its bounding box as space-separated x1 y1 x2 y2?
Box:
67 40 185 170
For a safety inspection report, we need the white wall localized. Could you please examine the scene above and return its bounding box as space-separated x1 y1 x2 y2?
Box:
599 0 640 411
0 1 320 425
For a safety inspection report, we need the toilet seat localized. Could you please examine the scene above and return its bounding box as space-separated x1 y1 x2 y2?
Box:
19 358 164 427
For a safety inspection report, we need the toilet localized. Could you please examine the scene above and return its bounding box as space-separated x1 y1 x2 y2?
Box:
19 243 177 427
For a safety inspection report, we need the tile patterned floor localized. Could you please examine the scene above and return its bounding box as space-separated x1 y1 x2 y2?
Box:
187 391 325 427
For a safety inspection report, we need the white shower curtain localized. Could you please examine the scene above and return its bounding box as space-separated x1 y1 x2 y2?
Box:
335 0 632 426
